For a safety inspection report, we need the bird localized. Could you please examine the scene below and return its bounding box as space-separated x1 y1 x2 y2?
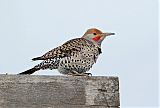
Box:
18 28 115 76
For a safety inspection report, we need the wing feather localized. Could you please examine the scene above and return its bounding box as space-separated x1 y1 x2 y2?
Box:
32 38 86 61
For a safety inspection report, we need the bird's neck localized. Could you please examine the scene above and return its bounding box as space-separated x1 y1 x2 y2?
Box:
83 37 101 48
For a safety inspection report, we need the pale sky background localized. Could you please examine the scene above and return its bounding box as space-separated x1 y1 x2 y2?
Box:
0 0 158 107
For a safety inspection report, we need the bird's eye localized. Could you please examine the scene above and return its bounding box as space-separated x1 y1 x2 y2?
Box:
93 33 97 35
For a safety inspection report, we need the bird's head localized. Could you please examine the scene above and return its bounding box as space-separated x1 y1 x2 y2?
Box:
82 28 115 47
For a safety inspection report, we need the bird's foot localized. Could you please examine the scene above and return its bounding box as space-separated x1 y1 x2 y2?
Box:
67 71 83 76
67 72 76 76
84 73 92 76
67 71 92 77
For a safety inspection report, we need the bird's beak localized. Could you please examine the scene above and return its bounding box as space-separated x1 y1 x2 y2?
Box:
99 32 115 41
102 32 115 36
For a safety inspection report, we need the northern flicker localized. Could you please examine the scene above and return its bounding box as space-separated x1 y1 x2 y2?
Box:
19 28 115 76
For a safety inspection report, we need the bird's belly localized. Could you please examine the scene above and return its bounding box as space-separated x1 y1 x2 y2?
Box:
58 56 95 74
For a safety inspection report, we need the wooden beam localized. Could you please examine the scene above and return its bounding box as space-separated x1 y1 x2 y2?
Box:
0 75 120 108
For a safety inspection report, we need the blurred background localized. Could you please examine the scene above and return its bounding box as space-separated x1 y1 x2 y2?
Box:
0 0 158 107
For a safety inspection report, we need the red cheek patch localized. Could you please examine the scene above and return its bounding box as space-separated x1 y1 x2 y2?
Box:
92 36 101 41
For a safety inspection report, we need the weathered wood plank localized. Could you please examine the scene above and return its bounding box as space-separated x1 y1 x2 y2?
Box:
0 75 120 108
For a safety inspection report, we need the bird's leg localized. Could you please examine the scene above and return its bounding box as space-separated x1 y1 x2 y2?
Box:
67 72 76 76
68 71 92 77
70 71 85 76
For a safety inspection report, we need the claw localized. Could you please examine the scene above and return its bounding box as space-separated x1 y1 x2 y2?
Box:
85 73 92 76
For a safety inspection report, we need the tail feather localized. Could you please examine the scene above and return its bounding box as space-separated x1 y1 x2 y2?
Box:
32 57 43 61
19 67 40 75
